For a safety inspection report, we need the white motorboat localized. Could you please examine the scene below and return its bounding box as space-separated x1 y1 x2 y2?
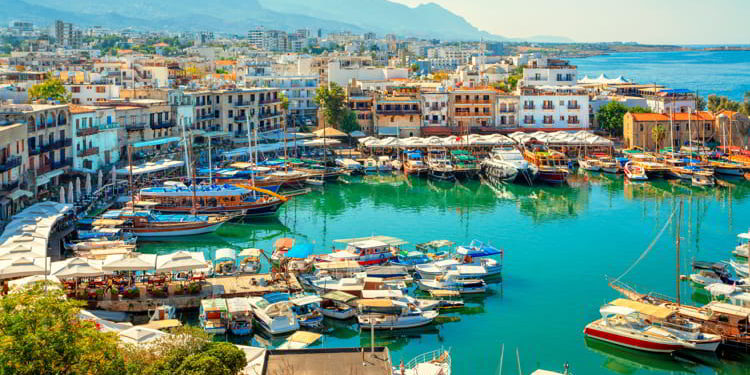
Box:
578 159 601 172
417 269 488 294
395 348 452 375
247 295 300 335
624 162 648 181
415 259 461 280
335 158 363 174
730 259 749 277
456 240 503 277
583 305 686 353
320 291 358 320
356 299 438 330
377 156 393 172
482 146 537 184
426 149 455 181
732 232 750 258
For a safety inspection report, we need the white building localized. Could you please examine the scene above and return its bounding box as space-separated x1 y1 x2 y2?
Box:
70 105 120 173
327 61 408 87
496 94 519 128
522 58 577 88
421 90 449 127
245 75 319 127
66 83 120 105
519 86 589 129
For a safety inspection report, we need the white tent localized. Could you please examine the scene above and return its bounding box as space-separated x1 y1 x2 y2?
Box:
214 248 237 262
0 239 48 260
155 251 207 272
8 274 60 290
0 257 49 280
85 174 92 195
98 169 103 190
118 326 167 347
102 254 158 272
59 186 66 204
67 181 74 203
50 257 108 278
75 178 82 201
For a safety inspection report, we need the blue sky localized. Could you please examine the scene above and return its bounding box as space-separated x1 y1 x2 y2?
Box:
392 0 748 44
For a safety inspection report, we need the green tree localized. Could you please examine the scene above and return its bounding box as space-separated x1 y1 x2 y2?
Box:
707 94 740 112
174 354 230 375
314 82 348 128
410 63 420 73
596 102 651 136
203 342 247 375
215 68 229 74
339 109 361 135
0 285 125 375
28 77 71 103
695 95 707 111
651 124 667 151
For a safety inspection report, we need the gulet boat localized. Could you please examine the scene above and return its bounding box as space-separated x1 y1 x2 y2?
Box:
96 210 229 238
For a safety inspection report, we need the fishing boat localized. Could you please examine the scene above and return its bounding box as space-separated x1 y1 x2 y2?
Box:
450 150 480 179
363 157 379 173
456 240 503 277
426 149 455 181
199 299 228 335
403 150 428 175
137 182 287 217
271 242 314 272
335 158 363 174
247 295 300 335
239 248 262 274
597 156 621 174
226 297 253 336
356 299 438 330
629 153 668 178
319 291 357 319
689 261 744 287
95 210 229 238
692 172 715 187
523 142 568 185
396 348 452 375
416 260 488 280
733 232 750 258
326 239 396 266
578 158 601 172
390 250 432 271
624 162 648 181
583 305 686 353
288 294 324 328
304 176 325 186
377 156 393 172
707 160 744 176
417 268 488 294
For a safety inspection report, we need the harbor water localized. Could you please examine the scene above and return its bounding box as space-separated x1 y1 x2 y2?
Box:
138 173 750 375
569 50 750 101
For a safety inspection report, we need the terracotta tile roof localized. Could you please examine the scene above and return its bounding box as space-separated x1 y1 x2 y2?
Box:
152 42 169 48
215 60 236 66
629 113 668 122
117 49 134 55
69 104 95 114
671 111 714 121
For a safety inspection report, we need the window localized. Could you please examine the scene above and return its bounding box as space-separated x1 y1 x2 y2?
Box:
675 125 680 131
72 86 80 93
228 95 233 103
559 101 564 106
96 86 105 93
639 124 644 132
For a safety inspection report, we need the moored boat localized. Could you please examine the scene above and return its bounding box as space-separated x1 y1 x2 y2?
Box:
320 291 357 319
624 162 648 181
247 295 300 335
199 299 228 335
583 305 686 353
356 299 438 330
326 239 396 266
227 297 253 336
417 268 488 294
96 209 229 238
403 150 428 175
578 158 601 172
426 149 455 181
523 142 568 185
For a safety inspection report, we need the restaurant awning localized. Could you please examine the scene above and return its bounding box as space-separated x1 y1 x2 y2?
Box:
132 137 181 148
36 169 65 186
8 189 33 200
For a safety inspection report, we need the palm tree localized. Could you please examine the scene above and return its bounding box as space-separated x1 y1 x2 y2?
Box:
652 124 667 152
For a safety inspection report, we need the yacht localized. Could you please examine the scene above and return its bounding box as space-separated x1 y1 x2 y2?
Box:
456 240 503 277
426 149 455 181
247 295 300 335
417 268 488 294
416 260 488 280
356 299 438 330
523 142 568 185
624 162 648 181
326 239 396 266
733 232 750 258
583 305 686 353
395 348 452 375
481 146 536 184
403 150 428 175
98 209 229 238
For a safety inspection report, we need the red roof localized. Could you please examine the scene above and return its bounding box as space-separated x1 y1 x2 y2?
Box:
629 113 668 122
69 104 95 114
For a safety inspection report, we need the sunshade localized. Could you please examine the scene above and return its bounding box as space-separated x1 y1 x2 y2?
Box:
313 127 348 137
609 298 674 320
118 326 167 347
214 248 237 262
239 248 263 257
0 257 49 279
8 274 61 289
155 251 207 272
322 291 358 303
102 254 157 271
50 257 108 278
286 244 313 259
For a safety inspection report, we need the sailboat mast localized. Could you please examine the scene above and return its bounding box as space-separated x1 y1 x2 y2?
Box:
180 116 192 179
208 135 212 185
669 106 674 152
676 199 683 306
127 144 135 208
245 114 255 187
688 109 693 165
188 136 198 215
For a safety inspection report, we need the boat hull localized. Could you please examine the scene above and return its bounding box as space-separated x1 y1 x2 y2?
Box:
152 200 284 217
357 312 437 330
321 307 356 320
583 326 683 353
537 170 567 184
131 221 225 237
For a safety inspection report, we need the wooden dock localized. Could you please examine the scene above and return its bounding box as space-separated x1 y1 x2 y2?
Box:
93 273 302 312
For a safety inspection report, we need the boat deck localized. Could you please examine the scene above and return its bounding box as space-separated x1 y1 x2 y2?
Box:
92 273 302 312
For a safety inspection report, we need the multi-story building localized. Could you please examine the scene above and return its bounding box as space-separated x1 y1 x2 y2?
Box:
496 94 519 128
519 86 589 129
70 105 120 174
0 104 73 196
421 90 449 127
374 97 421 137
245 76 319 128
66 83 120 105
449 88 496 129
522 58 577 88
9 21 34 37
623 111 716 150
54 20 80 48
0 119 29 220
347 96 374 134
107 99 175 156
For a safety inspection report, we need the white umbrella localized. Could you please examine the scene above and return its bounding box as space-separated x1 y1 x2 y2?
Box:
59 186 66 204
102 254 157 272
98 170 103 190
118 326 167 347
75 177 82 201
67 181 74 203
8 274 61 290
50 257 108 278
155 251 207 272
85 174 92 195
0 257 49 280
111 166 116 184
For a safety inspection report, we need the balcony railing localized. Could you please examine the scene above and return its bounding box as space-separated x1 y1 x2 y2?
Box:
542 105 555 110
260 112 281 120
455 112 491 117
37 164 51 174
523 119 534 125
543 120 555 125
454 99 492 105
567 119 580 125
259 98 281 105
197 114 217 121
51 158 73 170
377 110 421 116
78 147 99 157
98 122 120 131
497 108 516 113
125 122 146 131
150 121 175 130
0 156 21 173
523 105 535 110
567 105 581 110
233 101 254 107
234 115 247 122
77 127 99 137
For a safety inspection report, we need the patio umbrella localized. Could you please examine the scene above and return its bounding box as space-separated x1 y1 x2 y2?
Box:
85 173 92 195
75 177 81 201
50 257 108 278
98 169 103 190
67 181 74 203
102 254 157 272
155 251 207 272
59 186 66 204
8 274 61 291
0 257 49 280
111 166 116 185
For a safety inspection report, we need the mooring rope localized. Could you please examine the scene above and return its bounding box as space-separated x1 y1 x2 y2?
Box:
612 204 678 283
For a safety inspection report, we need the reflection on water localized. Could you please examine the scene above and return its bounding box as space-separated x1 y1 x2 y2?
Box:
584 337 698 374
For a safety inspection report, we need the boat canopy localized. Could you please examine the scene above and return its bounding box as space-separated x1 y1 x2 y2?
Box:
322 291 358 303
609 298 674 320
457 241 502 257
357 298 394 308
361 290 404 299
290 295 323 306
263 292 291 304
599 305 637 318
201 298 228 312
314 260 362 271
286 244 313 259
214 248 237 262
334 235 408 247
239 248 263 257
226 297 252 313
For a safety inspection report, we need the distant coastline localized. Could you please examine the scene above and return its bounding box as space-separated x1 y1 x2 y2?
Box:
558 44 750 59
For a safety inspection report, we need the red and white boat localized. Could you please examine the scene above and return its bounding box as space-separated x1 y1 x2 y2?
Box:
583 305 685 353
624 162 648 181
326 239 396 266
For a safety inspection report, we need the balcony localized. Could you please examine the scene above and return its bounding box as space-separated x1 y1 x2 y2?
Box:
150 121 175 130
455 112 491 118
98 122 120 131
1 180 19 191
542 105 555 111
77 127 99 137
78 147 99 157
523 105 535 110
497 107 516 113
454 99 492 105
567 104 581 110
40 139 71 153
377 110 421 116
260 112 282 120
543 119 555 125
197 114 217 121
567 119 580 125
36 164 51 174
233 101 254 107
234 115 248 122
259 98 281 105
51 158 73 169
0 156 21 173
126 122 146 131
523 119 535 125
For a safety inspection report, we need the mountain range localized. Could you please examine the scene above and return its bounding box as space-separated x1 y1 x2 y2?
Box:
1 0 573 43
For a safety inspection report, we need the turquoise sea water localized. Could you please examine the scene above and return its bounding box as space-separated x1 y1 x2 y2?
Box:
569 50 750 101
139 174 750 375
